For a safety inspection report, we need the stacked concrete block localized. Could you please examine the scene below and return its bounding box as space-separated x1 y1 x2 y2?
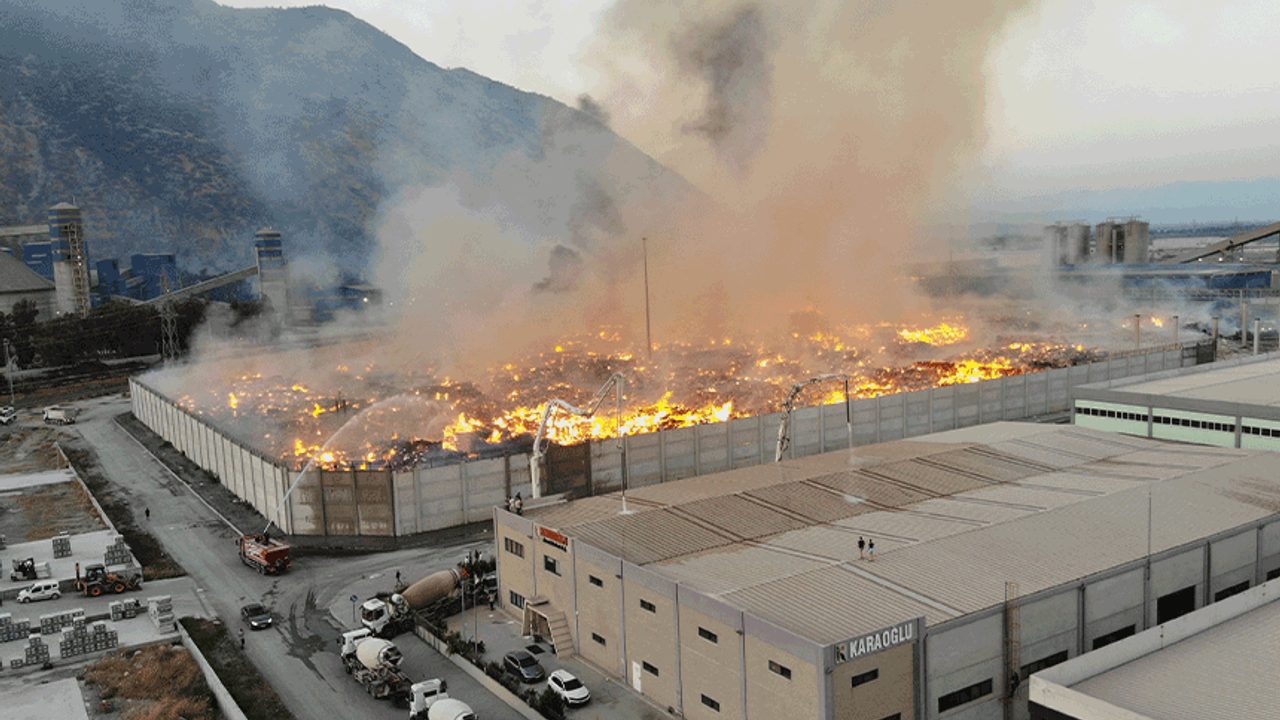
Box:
57 621 118 658
147 595 174 632
0 613 31 643
38 609 85 635
109 598 141 621
52 534 72 559
23 636 49 666
103 536 132 566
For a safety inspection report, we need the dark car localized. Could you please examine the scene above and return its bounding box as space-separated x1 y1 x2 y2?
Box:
503 649 546 683
240 603 273 630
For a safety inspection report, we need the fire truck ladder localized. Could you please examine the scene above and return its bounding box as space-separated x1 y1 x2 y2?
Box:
1003 581 1022 718
529 373 626 499
774 374 852 462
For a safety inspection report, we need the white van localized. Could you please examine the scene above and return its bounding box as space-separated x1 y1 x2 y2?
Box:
17 580 61 603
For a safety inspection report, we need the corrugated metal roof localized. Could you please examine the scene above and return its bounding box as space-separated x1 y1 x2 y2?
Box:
744 481 874 523
1070 596 1280 720
1006 429 1152 462
922 447 1053 481
529 495 660 529
1096 356 1280 409
569 508 737 565
653 544 828 596
863 457 993 496
762 525 912 561
807 470 933 507
622 460 811 505
908 497 1037 525
858 464 1275 615
986 440 1086 469
722 564 957 644
961 483 1094 511
0 252 54 293
833 510 982 544
672 495 809 540
1016 471 1147 495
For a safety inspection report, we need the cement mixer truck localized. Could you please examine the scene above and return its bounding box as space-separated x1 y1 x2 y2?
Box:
339 628 413 704
408 679 477 720
361 568 465 637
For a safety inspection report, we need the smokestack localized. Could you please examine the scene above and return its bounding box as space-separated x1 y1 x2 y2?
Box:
1134 314 1141 350
1254 317 1261 355
1171 315 1178 346
1212 315 1220 347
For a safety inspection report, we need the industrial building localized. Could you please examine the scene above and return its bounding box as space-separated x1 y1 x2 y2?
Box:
495 422 1280 720
1044 219 1150 266
1030 577 1280 720
1073 352 1280 450
0 251 56 318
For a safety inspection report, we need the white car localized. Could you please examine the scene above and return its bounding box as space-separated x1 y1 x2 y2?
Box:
547 669 590 706
0 406 15 425
18 580 61 603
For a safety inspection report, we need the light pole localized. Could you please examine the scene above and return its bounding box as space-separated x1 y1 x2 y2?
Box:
3 338 14 407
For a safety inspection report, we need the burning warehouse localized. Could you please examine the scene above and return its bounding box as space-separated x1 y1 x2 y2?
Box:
128 313 1213 539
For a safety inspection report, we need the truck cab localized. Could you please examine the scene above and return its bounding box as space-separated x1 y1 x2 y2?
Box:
408 678 448 719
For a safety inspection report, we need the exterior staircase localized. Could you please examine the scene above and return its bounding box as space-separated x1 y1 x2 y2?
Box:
545 607 574 658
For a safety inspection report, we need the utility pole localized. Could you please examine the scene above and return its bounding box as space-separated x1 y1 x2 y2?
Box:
642 238 652 361
3 338 15 406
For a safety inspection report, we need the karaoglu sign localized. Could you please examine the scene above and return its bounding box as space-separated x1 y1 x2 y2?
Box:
834 618 921 664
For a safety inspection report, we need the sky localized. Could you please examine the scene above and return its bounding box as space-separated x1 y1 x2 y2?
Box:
214 0 1280 211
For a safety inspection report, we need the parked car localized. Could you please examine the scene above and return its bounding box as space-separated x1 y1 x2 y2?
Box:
548 669 590 706
503 649 546 683
18 580 61 603
240 602 273 630
0 406 16 425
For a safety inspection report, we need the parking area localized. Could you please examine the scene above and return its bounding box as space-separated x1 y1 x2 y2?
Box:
445 604 665 720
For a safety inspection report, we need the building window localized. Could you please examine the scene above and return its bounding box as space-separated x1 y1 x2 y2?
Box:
543 556 560 576
509 591 525 609
1267 567 1280 582
851 668 879 688
1092 625 1136 650
698 627 718 643
504 537 524 558
768 660 792 679
591 633 606 646
1021 650 1069 678
1214 580 1250 602
876 715 902 720
642 661 659 676
640 599 656 613
589 574 603 587
700 694 721 711
938 678 993 713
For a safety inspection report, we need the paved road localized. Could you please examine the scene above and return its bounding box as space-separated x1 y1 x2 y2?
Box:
70 395 523 720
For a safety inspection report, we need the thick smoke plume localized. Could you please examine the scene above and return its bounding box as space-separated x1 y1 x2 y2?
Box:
321 0 1039 385
569 0 1038 343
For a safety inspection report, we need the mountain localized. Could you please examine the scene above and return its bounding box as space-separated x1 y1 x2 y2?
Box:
0 0 699 273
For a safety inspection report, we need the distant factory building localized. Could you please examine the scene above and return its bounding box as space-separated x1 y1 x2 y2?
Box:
254 227 292 323
1074 353 1280 450
129 253 177 299
0 251 56 318
1044 222 1091 266
48 202 92 316
495 422 1280 720
1093 218 1149 264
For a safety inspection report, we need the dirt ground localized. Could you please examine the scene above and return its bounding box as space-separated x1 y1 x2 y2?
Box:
81 641 221 720
0 481 108 543
0 424 67 474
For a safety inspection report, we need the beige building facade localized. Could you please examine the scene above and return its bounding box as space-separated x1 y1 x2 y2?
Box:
496 424 1280 720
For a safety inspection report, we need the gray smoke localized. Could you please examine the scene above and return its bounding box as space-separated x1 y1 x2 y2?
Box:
672 3 772 176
